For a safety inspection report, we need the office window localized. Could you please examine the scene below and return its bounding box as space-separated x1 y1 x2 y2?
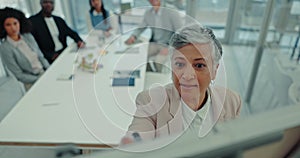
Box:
0 0 31 17
194 0 230 40
64 0 118 34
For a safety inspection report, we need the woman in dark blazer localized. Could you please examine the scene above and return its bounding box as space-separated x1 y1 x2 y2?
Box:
0 7 49 90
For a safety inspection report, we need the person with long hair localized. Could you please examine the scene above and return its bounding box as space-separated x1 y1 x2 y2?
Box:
87 0 112 34
0 7 50 90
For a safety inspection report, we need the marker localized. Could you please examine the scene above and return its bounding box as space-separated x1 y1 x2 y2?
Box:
132 132 141 142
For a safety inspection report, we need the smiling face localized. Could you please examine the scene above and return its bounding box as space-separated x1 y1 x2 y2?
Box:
172 43 218 110
4 17 20 38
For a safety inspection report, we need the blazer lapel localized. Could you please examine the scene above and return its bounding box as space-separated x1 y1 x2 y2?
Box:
167 85 184 136
22 35 36 53
155 84 184 137
4 40 32 71
156 85 227 138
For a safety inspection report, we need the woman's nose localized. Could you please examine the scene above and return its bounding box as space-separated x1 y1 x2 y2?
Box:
182 64 196 80
12 26 17 31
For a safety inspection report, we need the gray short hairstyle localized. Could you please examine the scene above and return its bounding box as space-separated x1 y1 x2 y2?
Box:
169 24 223 65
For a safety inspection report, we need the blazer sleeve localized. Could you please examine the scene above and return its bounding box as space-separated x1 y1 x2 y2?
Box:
224 88 242 119
58 17 83 43
235 94 242 117
0 66 25 120
4 66 26 93
125 91 157 141
38 51 50 69
228 89 242 117
0 45 38 84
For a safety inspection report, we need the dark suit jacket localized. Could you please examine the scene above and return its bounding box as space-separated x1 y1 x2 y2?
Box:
29 11 83 63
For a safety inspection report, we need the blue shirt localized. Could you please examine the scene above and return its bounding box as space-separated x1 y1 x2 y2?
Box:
89 10 111 31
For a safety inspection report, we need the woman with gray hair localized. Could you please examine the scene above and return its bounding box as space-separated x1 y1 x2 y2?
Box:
121 24 242 145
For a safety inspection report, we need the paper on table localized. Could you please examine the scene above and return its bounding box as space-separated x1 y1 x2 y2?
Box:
112 77 135 86
113 70 140 78
57 74 74 81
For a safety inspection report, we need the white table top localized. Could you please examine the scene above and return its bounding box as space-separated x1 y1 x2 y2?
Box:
0 32 148 148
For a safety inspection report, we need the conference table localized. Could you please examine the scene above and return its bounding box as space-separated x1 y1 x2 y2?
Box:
0 31 148 148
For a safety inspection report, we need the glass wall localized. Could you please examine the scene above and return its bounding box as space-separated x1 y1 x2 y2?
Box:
1 0 298 114
0 0 64 19
190 0 298 115
227 0 299 114
217 0 300 47
67 0 187 34
248 0 299 113
0 0 31 17
194 0 230 39
192 0 267 44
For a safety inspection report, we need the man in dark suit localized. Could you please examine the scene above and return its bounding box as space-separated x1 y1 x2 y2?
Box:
29 0 85 64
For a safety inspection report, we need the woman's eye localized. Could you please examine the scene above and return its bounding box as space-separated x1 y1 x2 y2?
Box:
174 62 185 68
194 63 206 69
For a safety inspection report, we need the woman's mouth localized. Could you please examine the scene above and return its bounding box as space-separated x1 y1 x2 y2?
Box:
180 83 198 89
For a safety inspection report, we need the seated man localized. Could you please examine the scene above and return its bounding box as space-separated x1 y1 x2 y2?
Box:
29 0 85 64
125 0 183 72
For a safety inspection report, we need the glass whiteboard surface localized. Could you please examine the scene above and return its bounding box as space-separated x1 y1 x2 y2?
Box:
73 105 300 158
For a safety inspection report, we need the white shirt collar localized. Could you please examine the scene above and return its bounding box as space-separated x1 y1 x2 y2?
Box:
92 10 103 16
151 7 162 16
181 90 211 128
6 35 23 47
